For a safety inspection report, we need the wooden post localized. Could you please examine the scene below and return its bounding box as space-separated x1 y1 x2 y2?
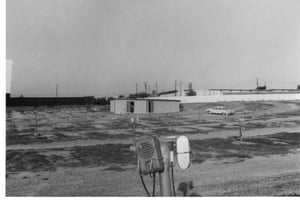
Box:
239 119 244 141
132 118 136 145
131 117 139 147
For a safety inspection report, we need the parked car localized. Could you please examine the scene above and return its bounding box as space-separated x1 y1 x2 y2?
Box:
206 106 234 116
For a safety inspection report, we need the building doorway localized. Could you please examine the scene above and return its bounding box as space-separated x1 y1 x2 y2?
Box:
127 101 134 113
147 101 154 113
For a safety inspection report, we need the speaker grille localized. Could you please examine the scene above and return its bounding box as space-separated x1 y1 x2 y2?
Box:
139 142 154 159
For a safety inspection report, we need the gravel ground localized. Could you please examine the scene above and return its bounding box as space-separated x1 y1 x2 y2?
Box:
6 151 300 196
6 101 300 196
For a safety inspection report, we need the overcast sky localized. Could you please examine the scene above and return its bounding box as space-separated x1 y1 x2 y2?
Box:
6 0 300 97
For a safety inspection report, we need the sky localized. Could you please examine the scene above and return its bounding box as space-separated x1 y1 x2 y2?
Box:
6 0 300 97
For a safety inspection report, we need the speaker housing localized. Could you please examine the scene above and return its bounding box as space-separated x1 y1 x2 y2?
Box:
136 136 164 174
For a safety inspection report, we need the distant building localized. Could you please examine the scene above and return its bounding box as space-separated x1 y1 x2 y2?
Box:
110 98 180 114
149 88 300 104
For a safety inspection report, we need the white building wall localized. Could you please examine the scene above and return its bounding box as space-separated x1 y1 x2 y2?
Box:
149 93 300 103
111 99 180 114
134 100 147 114
111 100 127 114
110 100 115 113
195 90 223 96
153 101 179 113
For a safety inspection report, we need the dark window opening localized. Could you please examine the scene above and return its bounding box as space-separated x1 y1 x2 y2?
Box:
147 101 154 113
127 101 135 113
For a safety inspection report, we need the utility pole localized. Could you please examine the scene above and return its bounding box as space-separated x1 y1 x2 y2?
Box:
136 83 138 94
174 80 177 96
56 84 58 98
179 80 182 96
56 83 58 106
144 82 147 94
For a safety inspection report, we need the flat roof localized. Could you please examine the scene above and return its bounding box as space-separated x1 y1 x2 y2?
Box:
112 98 180 102
209 89 300 92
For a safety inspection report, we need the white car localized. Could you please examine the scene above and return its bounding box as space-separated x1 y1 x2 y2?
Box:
206 106 234 116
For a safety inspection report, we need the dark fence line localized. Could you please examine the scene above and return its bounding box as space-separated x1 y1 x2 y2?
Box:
6 95 95 107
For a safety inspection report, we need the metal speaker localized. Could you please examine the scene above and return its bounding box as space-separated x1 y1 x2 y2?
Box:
136 136 164 175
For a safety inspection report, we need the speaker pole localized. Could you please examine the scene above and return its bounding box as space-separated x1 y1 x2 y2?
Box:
159 142 172 196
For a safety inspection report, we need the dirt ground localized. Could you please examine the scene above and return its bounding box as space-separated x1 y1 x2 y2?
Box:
6 101 300 196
